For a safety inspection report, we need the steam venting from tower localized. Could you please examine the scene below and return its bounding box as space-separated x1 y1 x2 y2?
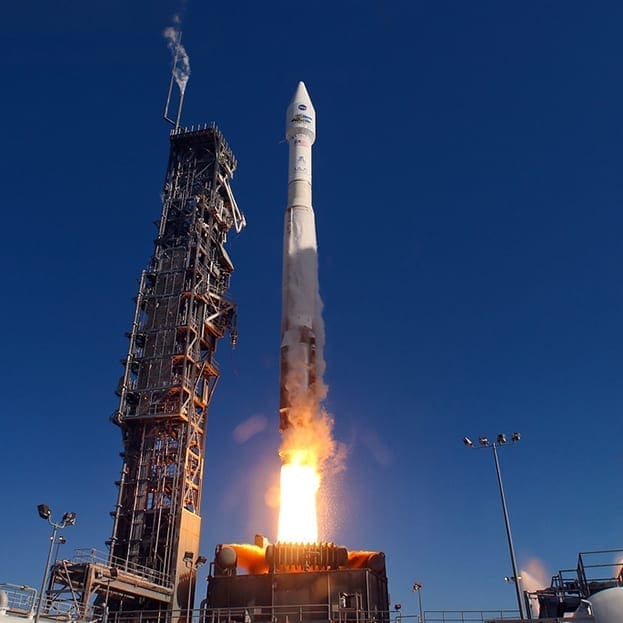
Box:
163 16 191 96
162 10 191 130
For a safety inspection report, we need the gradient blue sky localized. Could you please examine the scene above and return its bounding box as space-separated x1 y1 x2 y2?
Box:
2 0 623 617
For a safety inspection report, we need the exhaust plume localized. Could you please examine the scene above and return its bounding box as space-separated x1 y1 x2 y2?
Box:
222 544 268 574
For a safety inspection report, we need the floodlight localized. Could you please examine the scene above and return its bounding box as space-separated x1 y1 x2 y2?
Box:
35 505 76 623
463 437 473 447
195 555 207 567
38 504 51 520
183 551 193 563
61 512 76 526
465 432 525 618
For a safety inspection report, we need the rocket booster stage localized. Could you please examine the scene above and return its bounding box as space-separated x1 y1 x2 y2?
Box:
279 82 322 431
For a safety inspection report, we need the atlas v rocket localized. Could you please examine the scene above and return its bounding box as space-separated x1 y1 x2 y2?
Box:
279 82 322 431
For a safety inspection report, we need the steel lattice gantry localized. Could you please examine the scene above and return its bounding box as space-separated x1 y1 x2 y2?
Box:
104 124 245 612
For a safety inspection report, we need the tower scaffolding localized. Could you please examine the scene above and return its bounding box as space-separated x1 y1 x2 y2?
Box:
45 124 245 620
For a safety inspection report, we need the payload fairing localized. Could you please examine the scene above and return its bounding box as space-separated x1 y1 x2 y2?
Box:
279 82 324 431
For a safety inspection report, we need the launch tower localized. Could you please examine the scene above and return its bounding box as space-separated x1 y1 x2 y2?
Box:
107 123 245 607
45 124 245 618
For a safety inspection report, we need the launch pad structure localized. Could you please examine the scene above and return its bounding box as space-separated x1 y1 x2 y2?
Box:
43 123 245 620
203 542 390 623
36 82 393 623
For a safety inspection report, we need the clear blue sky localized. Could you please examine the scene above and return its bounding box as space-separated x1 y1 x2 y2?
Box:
2 0 623 617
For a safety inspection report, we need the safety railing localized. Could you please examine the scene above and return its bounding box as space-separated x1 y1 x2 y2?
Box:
0 583 37 615
106 605 391 623
418 611 518 622
72 548 172 588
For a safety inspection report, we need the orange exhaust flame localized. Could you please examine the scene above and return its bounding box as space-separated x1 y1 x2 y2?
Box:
218 542 386 576
224 544 268 574
347 550 386 573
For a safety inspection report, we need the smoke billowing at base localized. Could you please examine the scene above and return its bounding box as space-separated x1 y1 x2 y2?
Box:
279 246 334 468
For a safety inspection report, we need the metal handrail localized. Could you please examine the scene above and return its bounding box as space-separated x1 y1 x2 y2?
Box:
71 549 173 588
423 610 519 622
0 583 38 615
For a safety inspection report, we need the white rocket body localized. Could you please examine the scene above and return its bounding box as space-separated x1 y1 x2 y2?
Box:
280 82 322 431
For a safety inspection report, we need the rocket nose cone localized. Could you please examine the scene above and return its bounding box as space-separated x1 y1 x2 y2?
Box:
291 81 313 108
286 81 316 141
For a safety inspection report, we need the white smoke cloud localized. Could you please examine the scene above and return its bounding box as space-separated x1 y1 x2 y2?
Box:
521 557 550 593
233 415 268 444
279 242 336 470
163 19 191 96
521 558 551 620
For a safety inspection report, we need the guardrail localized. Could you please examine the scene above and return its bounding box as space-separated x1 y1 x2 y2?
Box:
0 583 37 615
420 611 518 622
72 549 172 588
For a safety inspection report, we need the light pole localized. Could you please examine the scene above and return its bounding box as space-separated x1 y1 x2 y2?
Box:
35 505 77 623
183 552 207 622
463 434 526 620
412 583 423 623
